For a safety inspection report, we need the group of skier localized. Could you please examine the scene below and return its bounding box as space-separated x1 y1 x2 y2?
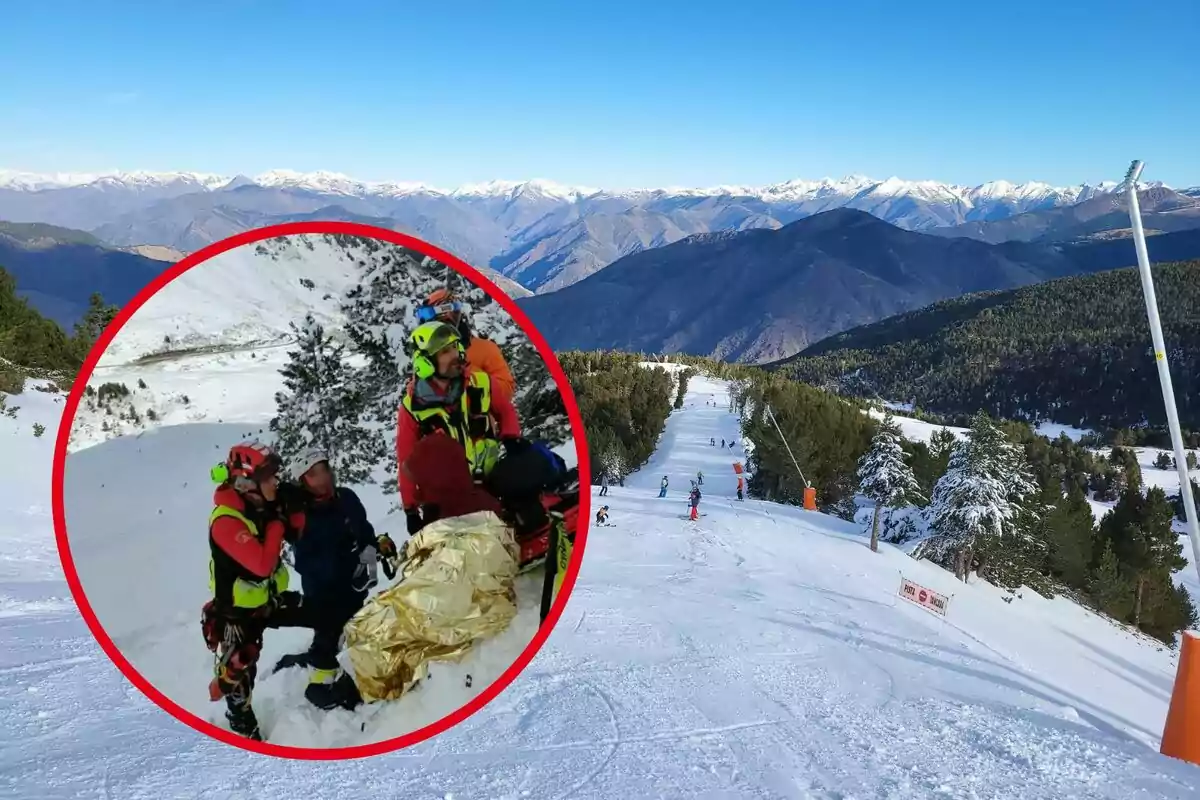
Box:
203 288 578 741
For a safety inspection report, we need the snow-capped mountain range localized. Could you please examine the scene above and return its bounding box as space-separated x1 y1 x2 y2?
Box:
0 167 1193 295
0 166 1141 204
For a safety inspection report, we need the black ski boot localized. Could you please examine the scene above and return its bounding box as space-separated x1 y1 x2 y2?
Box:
304 672 363 712
225 701 263 741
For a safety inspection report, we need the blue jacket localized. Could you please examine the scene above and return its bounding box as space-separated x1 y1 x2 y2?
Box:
292 487 376 606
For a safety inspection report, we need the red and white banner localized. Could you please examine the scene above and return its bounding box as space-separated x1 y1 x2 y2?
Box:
899 576 949 616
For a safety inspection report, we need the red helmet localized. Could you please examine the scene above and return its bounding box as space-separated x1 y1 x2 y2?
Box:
226 441 282 485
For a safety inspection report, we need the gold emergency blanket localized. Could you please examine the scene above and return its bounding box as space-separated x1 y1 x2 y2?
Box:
344 509 521 702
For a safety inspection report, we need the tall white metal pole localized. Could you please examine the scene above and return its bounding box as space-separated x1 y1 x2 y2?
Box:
764 405 811 489
1124 160 1200 587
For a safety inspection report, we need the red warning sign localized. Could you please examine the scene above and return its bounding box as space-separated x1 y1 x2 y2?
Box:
899 577 949 616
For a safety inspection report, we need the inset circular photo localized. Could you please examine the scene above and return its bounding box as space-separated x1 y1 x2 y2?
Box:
52 222 589 758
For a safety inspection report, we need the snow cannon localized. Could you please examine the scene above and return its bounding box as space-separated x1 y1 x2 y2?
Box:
803 486 817 511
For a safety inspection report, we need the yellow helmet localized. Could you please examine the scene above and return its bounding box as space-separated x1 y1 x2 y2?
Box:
409 321 465 379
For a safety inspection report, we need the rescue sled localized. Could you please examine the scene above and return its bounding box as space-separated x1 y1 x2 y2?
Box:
484 444 580 571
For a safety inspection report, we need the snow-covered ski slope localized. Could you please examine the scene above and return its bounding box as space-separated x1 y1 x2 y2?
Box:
4 373 1200 797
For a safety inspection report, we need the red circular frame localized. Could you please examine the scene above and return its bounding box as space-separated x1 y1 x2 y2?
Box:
50 220 592 760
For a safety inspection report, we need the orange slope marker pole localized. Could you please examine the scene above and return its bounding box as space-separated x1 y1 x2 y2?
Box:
1161 629 1200 765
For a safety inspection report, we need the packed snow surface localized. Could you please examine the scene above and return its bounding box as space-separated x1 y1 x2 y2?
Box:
3 375 1200 797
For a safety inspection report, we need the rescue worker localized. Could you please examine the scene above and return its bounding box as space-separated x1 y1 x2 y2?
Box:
272 448 392 711
202 440 317 741
417 288 516 401
397 321 524 537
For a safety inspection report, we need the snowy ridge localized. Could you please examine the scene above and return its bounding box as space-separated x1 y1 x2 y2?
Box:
0 169 229 192
0 167 1143 207
93 235 364 365
71 232 569 454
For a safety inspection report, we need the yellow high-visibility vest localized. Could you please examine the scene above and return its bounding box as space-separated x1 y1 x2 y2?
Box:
208 504 289 609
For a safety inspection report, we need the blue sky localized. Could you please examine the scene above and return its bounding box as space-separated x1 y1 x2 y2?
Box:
4 0 1198 188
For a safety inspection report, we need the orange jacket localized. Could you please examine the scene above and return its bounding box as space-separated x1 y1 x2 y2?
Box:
465 336 515 401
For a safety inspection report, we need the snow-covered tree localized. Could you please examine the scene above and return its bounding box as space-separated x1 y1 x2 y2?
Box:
270 313 375 485
857 413 924 552
335 236 570 503
915 411 1038 581
604 443 628 483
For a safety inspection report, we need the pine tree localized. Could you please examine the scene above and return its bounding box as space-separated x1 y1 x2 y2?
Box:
270 313 374 485
857 413 924 552
916 411 1037 581
929 427 957 463
1173 478 1200 523
1044 482 1096 588
1097 486 1187 626
1090 540 1133 620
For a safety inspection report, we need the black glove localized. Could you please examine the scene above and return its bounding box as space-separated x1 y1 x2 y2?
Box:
377 533 399 561
502 437 531 457
405 507 424 536
275 590 303 611
276 481 307 517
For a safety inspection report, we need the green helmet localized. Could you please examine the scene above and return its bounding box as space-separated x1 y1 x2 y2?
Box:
409 321 465 379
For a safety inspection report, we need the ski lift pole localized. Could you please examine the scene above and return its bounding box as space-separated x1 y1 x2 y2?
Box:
764 405 808 488
1124 160 1200 588
764 404 817 511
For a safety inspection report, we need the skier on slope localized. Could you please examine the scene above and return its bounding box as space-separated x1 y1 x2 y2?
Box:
599 470 609 496
272 448 395 711
595 505 609 526
397 321 525 537
659 475 669 498
688 484 702 520
418 288 516 401
201 441 323 741
697 470 703 486
721 438 725 448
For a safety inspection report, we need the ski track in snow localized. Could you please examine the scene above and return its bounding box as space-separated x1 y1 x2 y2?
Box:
2 375 1200 797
